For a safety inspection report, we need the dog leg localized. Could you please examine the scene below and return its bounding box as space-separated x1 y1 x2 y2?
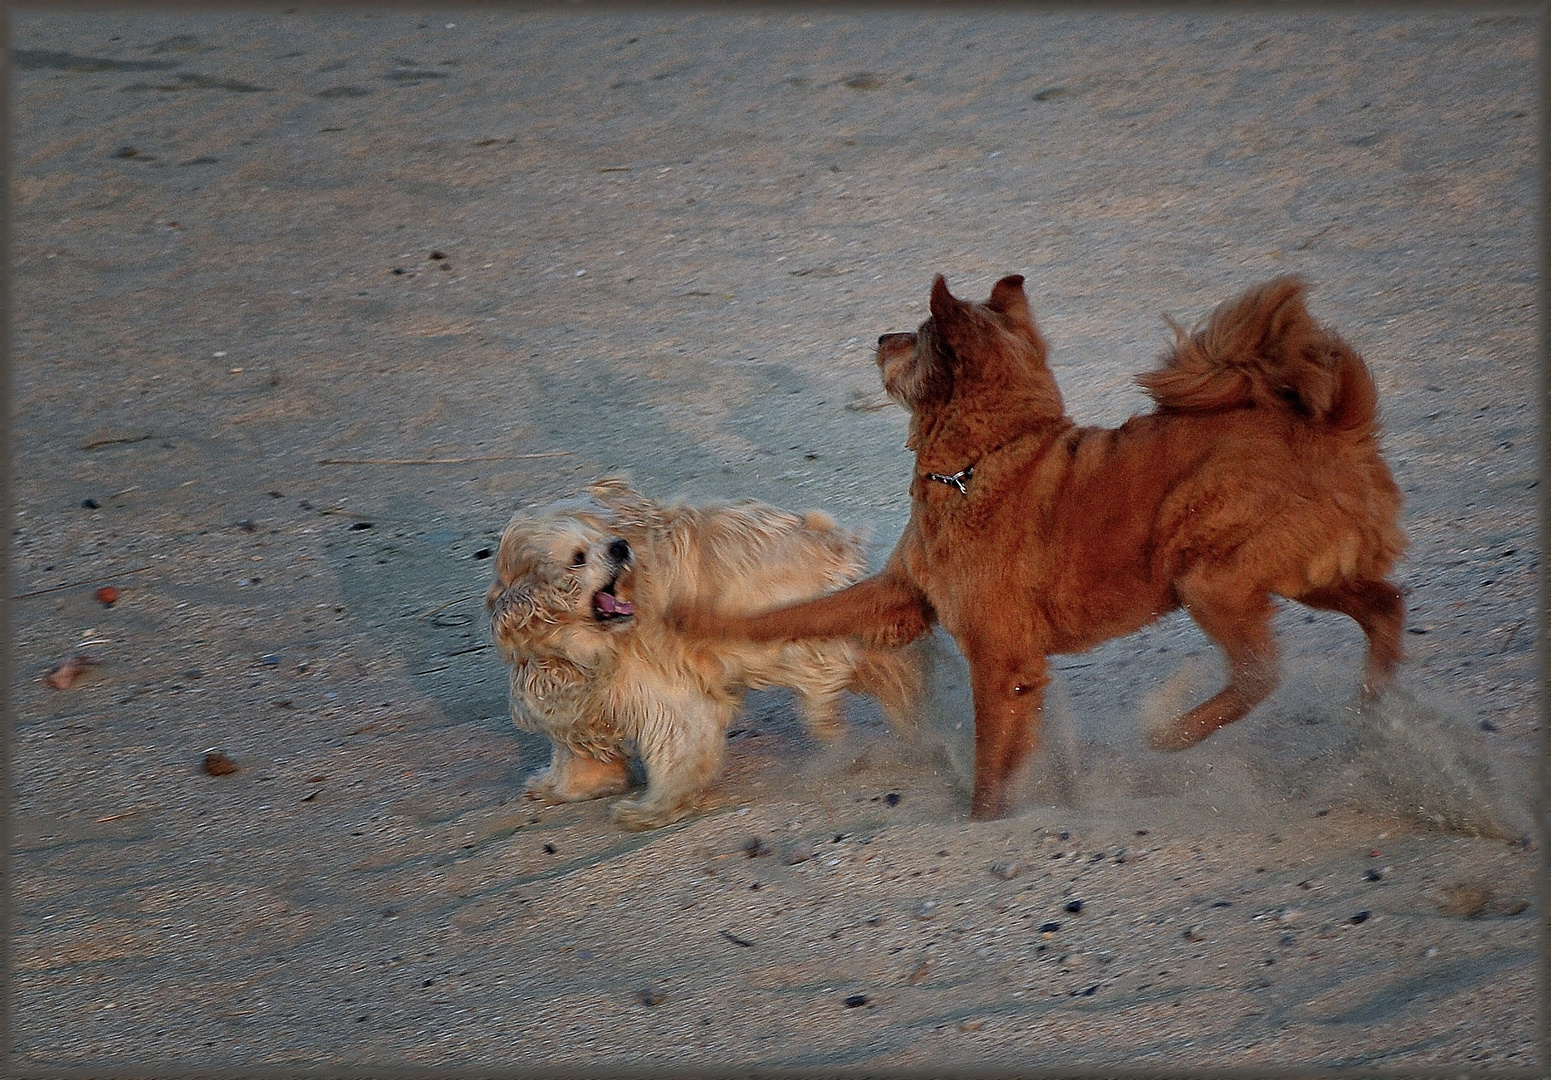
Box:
526 744 632 803
1151 580 1279 751
610 695 734 831
965 651 1050 820
1297 578 1406 699
674 570 933 650
794 684 848 743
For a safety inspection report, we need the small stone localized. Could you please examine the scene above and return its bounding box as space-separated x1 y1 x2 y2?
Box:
201 750 238 776
1182 924 1206 942
884 792 901 806
1064 899 1084 915
44 654 96 690
783 840 814 865
915 900 939 920
842 993 868 1008
1350 910 1372 925
1059 952 1086 971
1038 921 1061 935
542 842 557 855
906 960 930 985
95 586 119 607
82 498 100 509
990 861 1022 881
957 1018 984 1032
1275 907 1302 924
1363 867 1385 882
637 986 666 1006
744 836 771 858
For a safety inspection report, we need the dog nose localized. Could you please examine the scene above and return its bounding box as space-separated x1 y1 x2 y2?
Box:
608 538 631 564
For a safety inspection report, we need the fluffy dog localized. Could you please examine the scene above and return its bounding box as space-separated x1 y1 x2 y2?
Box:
486 477 920 830
674 275 1407 820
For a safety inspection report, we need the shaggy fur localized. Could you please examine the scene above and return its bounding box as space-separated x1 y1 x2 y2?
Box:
486 478 921 830
674 275 1406 820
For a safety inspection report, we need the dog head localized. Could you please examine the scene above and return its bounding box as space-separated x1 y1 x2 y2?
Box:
876 275 1062 446
487 479 654 668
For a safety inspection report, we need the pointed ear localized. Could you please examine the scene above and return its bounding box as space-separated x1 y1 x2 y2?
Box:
928 274 961 325
986 274 1032 327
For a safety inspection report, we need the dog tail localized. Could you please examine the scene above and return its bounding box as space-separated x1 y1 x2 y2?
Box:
1139 276 1381 436
848 641 925 736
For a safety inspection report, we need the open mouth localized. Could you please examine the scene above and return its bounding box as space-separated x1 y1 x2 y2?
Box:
592 577 635 621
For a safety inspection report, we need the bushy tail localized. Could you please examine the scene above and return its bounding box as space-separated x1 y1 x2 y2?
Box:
849 640 926 738
1138 276 1380 436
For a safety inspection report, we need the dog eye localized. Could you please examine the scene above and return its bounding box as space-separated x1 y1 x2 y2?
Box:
569 548 587 568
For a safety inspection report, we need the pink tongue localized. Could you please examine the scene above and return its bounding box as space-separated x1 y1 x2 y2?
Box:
596 592 634 616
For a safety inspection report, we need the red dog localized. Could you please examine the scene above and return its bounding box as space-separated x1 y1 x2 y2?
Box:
676 274 1406 819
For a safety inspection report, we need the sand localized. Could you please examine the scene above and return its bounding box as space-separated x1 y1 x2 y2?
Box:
9 7 1540 1073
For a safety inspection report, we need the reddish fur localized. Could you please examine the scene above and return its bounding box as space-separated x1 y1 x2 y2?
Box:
674 274 1406 820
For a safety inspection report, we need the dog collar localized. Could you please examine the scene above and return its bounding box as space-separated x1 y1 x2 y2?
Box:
925 464 974 496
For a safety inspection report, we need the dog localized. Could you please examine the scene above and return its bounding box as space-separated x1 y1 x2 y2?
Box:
485 477 921 830
672 275 1407 820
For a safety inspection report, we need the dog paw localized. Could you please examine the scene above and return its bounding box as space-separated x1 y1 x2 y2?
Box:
609 796 694 831
1146 720 1209 753
666 603 718 638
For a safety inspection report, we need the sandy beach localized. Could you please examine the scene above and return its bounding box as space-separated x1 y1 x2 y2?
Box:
9 7 1540 1073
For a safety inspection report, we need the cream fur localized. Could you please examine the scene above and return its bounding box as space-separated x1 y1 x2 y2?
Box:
486 477 920 830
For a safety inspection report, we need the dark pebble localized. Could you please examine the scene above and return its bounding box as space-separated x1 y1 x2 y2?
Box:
474 548 491 559
1364 868 1385 882
543 842 557 854
1350 910 1372 925
637 986 666 1006
1039 921 1061 934
1479 719 1500 732
842 994 868 1008
1064 899 1084 914
884 792 900 806
201 750 238 776
81 498 100 509
349 521 373 531
990 861 1022 881
744 836 771 858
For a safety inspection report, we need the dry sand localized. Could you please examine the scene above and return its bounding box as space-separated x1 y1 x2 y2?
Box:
9 7 1541 1074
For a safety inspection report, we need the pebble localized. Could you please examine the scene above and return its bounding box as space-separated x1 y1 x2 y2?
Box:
744 836 771 858
44 654 96 690
1064 899 1084 915
842 994 868 1008
783 841 814 865
915 900 940 920
1182 924 1206 942
637 985 666 1006
1350 910 1372 925
95 586 119 607
1059 952 1086 971
990 861 1022 880
1038 921 1061 936
958 1018 984 1032
201 749 238 776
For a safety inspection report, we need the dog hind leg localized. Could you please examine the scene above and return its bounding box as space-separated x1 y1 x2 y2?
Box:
1297 578 1405 699
1150 578 1279 751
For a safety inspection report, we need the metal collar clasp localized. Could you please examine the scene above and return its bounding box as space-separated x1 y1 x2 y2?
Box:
926 464 974 496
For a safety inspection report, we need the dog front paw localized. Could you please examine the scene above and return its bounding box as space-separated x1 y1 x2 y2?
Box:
609 794 696 831
667 603 721 639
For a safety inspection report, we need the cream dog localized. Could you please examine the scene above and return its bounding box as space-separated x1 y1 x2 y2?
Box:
486 477 920 830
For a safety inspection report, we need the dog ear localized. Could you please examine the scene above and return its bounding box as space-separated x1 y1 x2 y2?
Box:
986 274 1032 327
928 274 964 329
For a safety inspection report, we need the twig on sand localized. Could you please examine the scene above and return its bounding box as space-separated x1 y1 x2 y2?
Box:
317 452 571 465
12 566 153 601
